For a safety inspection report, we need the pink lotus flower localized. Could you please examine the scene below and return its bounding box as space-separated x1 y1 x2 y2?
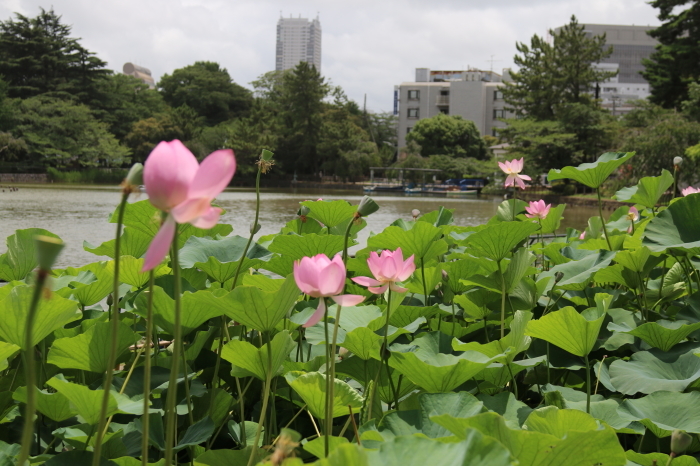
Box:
498 158 531 190
293 254 365 328
352 248 416 294
682 186 700 196
626 206 639 222
525 200 551 219
142 140 236 271
579 231 586 240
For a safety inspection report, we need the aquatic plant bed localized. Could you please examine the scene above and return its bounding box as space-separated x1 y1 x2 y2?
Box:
1 149 700 465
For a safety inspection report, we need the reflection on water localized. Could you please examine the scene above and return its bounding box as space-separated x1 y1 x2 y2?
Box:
0 186 600 269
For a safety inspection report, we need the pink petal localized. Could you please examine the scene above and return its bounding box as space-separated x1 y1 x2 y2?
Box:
142 214 176 272
188 149 236 200
303 299 326 328
190 207 222 229
515 176 526 190
171 198 211 224
352 276 383 287
294 257 320 296
331 294 365 307
392 248 405 275
380 255 398 281
368 284 389 294
519 174 532 181
319 260 345 296
397 254 415 282
498 161 508 173
504 175 515 188
513 158 524 172
367 251 382 280
144 140 198 211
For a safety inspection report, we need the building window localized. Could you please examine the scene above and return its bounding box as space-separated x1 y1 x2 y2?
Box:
603 87 617 92
492 128 500 137
408 90 420 100
406 127 412 134
407 108 419 118
493 109 506 119
439 108 449 114
494 90 503 100
440 90 449 96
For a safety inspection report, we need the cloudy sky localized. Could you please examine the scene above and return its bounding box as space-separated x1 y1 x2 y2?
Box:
0 0 661 112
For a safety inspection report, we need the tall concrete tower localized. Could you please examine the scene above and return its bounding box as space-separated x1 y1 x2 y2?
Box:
275 14 322 72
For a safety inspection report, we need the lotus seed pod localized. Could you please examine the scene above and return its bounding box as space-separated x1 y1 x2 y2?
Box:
261 149 274 161
34 235 64 271
357 196 379 216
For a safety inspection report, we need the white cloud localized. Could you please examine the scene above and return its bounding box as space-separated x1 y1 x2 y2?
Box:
0 0 661 112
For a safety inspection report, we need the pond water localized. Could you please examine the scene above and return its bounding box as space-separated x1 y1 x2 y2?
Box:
0 185 600 269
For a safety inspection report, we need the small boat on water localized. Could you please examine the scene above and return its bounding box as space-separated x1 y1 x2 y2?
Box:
363 184 405 193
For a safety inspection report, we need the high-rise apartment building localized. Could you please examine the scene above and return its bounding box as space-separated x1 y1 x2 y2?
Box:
122 63 155 89
275 15 322 72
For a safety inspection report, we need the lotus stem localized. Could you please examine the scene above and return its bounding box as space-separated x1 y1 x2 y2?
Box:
323 301 331 457
584 354 591 414
141 270 155 465
420 259 428 305
93 191 129 466
329 300 343 446
17 269 48 466
164 224 182 466
342 215 355 264
498 259 506 339
247 333 274 466
596 188 613 251
512 190 516 221
231 159 262 290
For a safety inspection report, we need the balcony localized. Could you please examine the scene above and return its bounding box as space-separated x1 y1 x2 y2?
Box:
436 95 450 106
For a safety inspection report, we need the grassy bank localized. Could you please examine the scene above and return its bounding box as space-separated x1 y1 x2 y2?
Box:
46 167 128 184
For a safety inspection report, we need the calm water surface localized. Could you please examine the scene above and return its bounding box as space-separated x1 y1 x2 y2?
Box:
0 185 599 269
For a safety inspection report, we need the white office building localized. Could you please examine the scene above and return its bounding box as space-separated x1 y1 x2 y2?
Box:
395 68 511 152
275 15 322 72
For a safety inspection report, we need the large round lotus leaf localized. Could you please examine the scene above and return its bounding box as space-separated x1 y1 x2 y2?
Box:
608 350 700 395
617 391 700 437
643 194 700 255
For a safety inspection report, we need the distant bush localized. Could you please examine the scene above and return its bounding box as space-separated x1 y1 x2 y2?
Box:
46 167 128 184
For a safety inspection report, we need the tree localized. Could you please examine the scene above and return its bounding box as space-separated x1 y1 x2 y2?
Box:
643 0 700 109
158 61 252 126
497 119 578 172
124 106 203 163
405 114 487 160
91 74 167 141
13 95 130 167
275 62 329 173
224 100 280 176
0 8 109 104
503 15 615 119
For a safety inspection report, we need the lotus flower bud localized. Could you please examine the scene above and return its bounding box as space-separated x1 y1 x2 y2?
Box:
674 156 683 167
357 196 379 217
671 429 692 455
34 235 64 271
442 269 449 281
125 163 144 186
298 204 310 218
412 209 420 219
554 271 565 283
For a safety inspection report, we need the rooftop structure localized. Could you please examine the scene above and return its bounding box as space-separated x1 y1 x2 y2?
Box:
122 63 155 89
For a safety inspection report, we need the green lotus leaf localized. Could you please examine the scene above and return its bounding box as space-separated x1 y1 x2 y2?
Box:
83 228 151 260
13 387 77 422
47 375 119 425
524 407 599 437
194 447 267 466
0 228 62 281
118 255 169 288
217 274 299 332
613 169 674 208
178 235 272 283
388 332 502 393
0 341 19 371
300 199 357 229
221 330 295 381
134 286 226 336
539 204 567 235
617 391 700 437
66 261 114 307
0 285 80 349
366 429 514 466
477 392 532 429
643 193 700 255
525 305 606 357
542 250 616 291
340 327 382 360
227 420 263 447
467 221 540 262
262 233 347 276
626 451 700 466
496 199 528 222
174 417 215 452
285 371 363 419
335 356 416 404
303 436 349 459
47 321 139 372
607 350 700 395
455 311 533 364
431 411 626 466
366 220 447 264
376 392 484 440
547 152 635 189
607 320 700 352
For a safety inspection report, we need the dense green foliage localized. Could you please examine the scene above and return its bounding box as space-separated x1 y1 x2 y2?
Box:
406 114 488 160
643 0 700 109
3 153 700 465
